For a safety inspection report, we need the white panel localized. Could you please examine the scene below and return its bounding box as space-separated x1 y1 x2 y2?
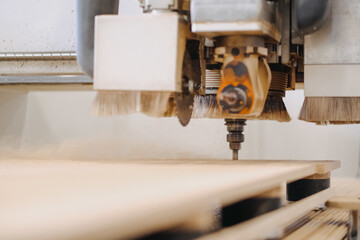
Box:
304 64 360 97
94 14 182 91
0 0 76 52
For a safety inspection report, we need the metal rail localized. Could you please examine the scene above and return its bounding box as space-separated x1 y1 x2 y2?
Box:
0 52 77 61
0 75 92 84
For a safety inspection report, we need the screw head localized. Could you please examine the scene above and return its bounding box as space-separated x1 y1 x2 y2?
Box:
231 47 240 56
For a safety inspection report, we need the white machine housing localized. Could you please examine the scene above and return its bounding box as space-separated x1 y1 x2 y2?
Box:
93 13 187 92
304 0 360 97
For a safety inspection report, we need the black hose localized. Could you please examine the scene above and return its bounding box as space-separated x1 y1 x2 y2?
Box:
293 0 331 35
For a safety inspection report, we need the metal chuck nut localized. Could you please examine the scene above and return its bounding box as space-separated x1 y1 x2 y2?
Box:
225 119 246 160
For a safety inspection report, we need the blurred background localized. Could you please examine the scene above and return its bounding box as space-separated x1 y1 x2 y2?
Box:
0 0 359 177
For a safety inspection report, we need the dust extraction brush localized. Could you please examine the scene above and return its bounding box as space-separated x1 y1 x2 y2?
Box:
193 95 250 119
193 68 291 122
257 93 291 122
140 92 176 117
92 91 140 116
257 69 291 122
299 97 360 125
192 68 242 119
92 91 176 117
193 94 223 118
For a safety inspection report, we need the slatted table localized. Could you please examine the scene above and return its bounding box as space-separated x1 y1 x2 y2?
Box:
283 208 350 240
328 178 360 240
0 159 340 240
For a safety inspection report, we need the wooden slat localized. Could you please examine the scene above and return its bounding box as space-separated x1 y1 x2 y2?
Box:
232 160 340 174
124 159 340 175
328 178 360 210
0 159 338 240
283 208 349 240
196 189 334 240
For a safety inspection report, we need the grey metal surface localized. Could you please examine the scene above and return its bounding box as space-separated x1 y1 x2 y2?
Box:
0 60 84 76
175 92 194 126
0 52 83 78
76 0 119 77
293 0 331 35
205 69 221 94
139 0 174 9
305 0 360 65
0 75 92 84
0 52 76 61
176 50 194 126
191 0 280 40
225 119 246 161
139 0 189 11
191 0 275 24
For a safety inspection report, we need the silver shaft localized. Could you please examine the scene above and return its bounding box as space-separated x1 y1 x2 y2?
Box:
232 150 238 160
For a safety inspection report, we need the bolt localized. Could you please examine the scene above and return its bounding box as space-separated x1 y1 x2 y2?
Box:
231 47 240 56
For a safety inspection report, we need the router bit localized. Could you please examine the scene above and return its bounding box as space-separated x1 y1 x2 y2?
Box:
225 119 246 160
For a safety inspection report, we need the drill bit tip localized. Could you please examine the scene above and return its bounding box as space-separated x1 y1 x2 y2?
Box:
232 150 239 160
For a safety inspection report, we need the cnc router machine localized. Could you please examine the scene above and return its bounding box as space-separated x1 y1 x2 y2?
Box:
77 0 360 160
0 0 359 240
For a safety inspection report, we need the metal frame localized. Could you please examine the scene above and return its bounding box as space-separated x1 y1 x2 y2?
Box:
0 75 92 84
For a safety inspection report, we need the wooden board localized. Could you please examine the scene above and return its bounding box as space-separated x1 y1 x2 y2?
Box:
328 178 360 210
0 159 339 240
113 159 340 175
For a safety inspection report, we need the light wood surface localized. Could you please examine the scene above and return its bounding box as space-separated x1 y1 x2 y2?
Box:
328 178 360 210
283 208 349 240
196 189 334 240
306 172 331 179
0 159 339 240
113 159 340 175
